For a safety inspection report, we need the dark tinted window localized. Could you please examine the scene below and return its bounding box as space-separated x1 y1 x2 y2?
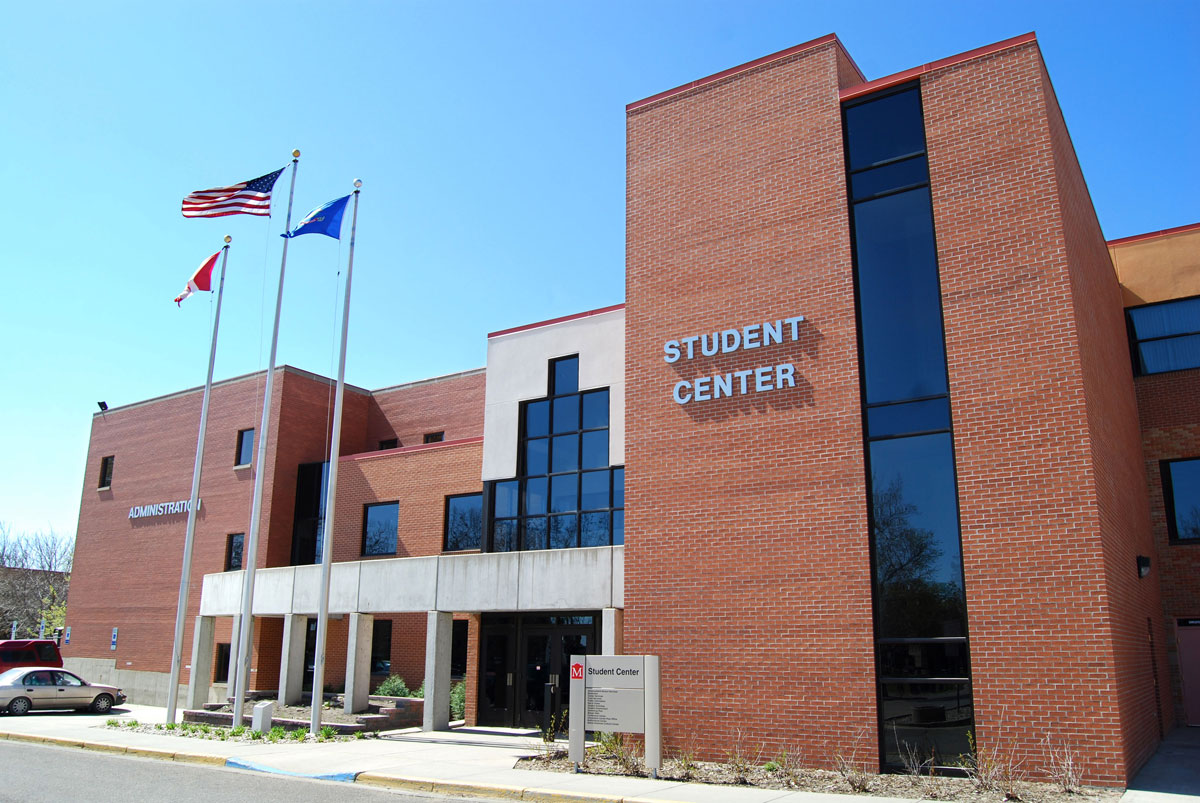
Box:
551 356 578 395
378 438 398 450
444 494 483 551
371 620 392 675
1128 296 1200 375
853 188 947 404
867 398 951 438
235 429 254 466
362 502 398 556
870 433 966 639
98 456 114 489
844 87 926 170
214 643 231 683
36 643 58 662
225 533 244 571
423 431 444 444
1163 458 1200 541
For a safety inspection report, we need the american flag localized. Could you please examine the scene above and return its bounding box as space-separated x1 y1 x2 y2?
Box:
181 167 285 218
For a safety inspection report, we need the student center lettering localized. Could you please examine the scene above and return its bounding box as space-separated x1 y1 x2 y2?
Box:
65 33 1200 785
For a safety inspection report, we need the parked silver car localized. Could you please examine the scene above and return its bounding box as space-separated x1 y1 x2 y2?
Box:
0 667 126 715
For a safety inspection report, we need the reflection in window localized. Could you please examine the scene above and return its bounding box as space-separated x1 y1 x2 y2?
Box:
1162 458 1200 541
844 83 973 770
1128 296 1200 375
362 502 398 556
225 533 244 571
489 358 623 551
444 493 483 551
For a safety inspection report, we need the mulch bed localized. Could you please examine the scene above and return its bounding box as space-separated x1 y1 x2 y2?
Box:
518 748 1125 803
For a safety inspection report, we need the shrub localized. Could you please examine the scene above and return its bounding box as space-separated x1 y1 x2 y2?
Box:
105 718 119 727
320 725 337 740
290 727 306 741
230 725 245 738
373 674 410 697
450 681 466 720
249 729 262 740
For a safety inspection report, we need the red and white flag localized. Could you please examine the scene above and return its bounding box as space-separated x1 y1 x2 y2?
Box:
175 251 221 306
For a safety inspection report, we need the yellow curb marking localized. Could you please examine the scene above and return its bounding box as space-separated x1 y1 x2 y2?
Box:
433 779 526 799
354 773 434 792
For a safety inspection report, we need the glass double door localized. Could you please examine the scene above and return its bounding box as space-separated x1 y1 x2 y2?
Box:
478 613 596 730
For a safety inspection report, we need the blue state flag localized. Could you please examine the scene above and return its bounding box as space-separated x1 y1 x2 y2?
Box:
282 194 351 239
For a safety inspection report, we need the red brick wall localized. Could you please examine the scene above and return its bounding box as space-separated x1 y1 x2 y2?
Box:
1136 369 1200 724
625 39 878 766
66 367 373 693
366 370 486 450
924 41 1163 783
68 373 272 682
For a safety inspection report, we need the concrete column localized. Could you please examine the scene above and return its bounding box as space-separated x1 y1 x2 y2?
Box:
279 615 307 706
602 607 624 655
185 616 215 710
232 615 254 698
422 611 453 731
344 613 374 714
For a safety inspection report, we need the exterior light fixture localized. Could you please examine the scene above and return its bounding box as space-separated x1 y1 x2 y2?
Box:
97 401 108 411
1137 555 1151 578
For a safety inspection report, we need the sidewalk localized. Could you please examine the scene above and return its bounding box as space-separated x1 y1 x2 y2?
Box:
0 704 1194 803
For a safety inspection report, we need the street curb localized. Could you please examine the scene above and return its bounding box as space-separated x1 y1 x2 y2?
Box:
354 773 435 793
354 772 663 803
225 756 356 782
173 751 229 766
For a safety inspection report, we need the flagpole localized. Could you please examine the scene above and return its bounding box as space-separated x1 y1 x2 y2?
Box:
310 180 362 736
165 237 232 724
231 150 300 728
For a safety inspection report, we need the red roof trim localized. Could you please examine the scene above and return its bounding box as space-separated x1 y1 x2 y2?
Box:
341 436 483 462
1107 221 1200 247
839 32 1038 101
627 34 841 112
488 303 625 339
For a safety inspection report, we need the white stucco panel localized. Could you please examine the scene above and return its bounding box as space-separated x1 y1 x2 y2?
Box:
483 308 625 481
251 567 296 615
199 570 244 616
436 551 520 611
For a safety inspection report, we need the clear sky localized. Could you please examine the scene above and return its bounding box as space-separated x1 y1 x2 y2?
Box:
2 0 1197 539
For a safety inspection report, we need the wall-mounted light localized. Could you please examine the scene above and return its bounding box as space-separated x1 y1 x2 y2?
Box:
97 401 108 411
1137 555 1151 578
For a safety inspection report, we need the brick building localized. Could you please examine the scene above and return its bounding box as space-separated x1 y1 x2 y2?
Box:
64 33 1197 785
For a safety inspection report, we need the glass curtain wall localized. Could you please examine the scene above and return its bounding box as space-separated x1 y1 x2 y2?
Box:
842 84 974 769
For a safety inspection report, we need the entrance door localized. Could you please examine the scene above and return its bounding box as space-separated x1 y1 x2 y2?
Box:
478 613 597 729
1180 619 1200 726
478 623 516 726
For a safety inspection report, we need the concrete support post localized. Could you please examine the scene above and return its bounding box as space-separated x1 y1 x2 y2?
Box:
279 614 307 706
185 616 215 710
422 611 453 731
602 607 624 654
344 613 374 714
231 615 254 700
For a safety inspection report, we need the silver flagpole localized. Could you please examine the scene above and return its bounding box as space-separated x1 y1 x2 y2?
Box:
231 151 301 728
310 181 362 736
164 238 231 724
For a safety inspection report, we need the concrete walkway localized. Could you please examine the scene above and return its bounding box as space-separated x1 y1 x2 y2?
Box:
0 704 1194 803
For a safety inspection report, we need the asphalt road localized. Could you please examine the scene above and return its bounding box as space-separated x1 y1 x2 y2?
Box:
0 741 507 803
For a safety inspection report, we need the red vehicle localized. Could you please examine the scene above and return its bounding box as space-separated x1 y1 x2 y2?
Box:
0 640 63 674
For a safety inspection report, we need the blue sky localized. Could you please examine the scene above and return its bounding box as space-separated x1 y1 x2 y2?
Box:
2 0 1197 539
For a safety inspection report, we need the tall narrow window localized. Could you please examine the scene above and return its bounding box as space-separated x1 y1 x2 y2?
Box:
1162 458 1200 542
444 493 483 551
225 533 244 571
235 428 255 467
214 643 231 683
370 620 392 675
844 83 973 770
98 456 114 489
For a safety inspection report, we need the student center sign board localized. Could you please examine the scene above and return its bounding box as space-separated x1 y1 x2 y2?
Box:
569 654 662 771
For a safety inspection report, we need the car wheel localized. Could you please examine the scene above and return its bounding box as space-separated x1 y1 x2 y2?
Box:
8 697 31 716
90 694 114 714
